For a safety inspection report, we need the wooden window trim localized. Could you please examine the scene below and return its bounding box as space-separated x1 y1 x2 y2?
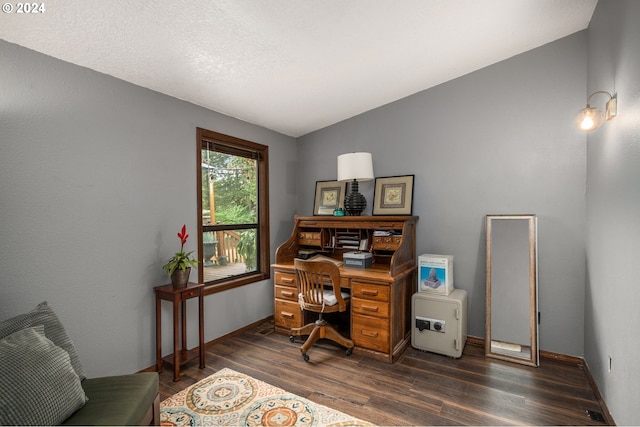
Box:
197 128 270 293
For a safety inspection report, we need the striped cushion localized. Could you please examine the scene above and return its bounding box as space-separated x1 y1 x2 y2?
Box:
0 301 86 380
0 326 88 425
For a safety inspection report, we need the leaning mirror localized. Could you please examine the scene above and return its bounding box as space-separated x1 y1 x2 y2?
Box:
486 214 538 367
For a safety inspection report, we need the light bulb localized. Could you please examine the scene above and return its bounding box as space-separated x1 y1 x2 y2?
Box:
580 116 594 130
576 106 604 132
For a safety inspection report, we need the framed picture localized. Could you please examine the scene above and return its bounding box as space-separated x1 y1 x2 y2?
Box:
313 180 346 215
373 175 415 215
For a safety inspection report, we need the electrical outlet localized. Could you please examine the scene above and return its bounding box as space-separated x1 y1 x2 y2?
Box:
587 410 606 423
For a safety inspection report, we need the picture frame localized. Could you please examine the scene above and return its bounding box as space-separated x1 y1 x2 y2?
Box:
313 180 346 215
373 175 415 215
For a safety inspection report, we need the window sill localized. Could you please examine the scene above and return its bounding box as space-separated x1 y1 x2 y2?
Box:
203 271 270 295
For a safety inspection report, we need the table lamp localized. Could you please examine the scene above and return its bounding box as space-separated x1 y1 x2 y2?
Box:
337 152 374 216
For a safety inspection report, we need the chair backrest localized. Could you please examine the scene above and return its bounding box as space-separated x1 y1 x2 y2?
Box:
294 259 346 312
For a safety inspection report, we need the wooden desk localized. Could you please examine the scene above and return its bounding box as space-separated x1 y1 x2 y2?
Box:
272 215 418 363
154 282 205 381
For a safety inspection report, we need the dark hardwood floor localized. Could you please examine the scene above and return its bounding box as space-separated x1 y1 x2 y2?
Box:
157 319 611 426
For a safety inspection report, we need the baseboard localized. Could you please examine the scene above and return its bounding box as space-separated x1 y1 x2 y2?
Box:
582 358 616 425
466 335 484 348
203 315 274 349
466 336 614 425
138 315 274 373
539 348 583 365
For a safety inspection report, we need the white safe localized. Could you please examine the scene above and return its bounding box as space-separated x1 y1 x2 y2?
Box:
411 289 468 358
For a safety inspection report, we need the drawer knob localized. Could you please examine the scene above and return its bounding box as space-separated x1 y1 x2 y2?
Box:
281 277 294 284
361 330 379 338
362 289 378 297
362 305 379 312
282 291 294 298
282 312 294 319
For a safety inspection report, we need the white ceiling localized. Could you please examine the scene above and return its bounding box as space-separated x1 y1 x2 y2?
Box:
1 0 597 137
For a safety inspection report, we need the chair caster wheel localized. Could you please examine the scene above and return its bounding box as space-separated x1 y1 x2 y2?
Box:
289 335 295 342
346 348 353 356
303 353 310 362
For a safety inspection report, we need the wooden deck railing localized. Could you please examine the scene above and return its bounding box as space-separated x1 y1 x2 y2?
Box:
220 230 245 264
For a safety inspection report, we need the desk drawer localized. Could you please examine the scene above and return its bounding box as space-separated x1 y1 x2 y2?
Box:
274 300 302 330
340 277 350 288
275 285 297 301
275 271 296 288
181 288 200 299
351 282 389 302
351 297 389 319
352 315 389 353
372 235 402 251
297 231 327 247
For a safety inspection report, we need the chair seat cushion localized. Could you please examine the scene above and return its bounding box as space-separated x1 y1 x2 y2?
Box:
322 290 350 306
61 372 158 426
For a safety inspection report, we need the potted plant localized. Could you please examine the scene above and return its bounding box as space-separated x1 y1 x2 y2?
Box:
202 231 218 266
163 225 199 287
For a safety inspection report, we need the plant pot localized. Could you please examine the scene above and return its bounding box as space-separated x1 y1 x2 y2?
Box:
170 268 191 288
203 242 217 266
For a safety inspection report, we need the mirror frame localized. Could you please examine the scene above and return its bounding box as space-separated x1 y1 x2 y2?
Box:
485 214 538 367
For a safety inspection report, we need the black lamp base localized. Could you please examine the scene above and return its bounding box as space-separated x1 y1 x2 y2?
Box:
344 179 366 216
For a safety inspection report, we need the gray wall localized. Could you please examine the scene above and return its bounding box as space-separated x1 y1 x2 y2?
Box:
0 39 298 377
584 1 640 425
298 32 588 357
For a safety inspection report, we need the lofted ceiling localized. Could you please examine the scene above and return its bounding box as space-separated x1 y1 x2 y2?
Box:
0 0 597 137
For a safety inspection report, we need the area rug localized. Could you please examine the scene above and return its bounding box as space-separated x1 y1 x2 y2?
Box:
160 367 372 426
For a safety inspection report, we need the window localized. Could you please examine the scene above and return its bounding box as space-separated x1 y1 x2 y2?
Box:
197 128 270 293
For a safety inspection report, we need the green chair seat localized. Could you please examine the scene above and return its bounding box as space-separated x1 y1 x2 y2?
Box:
61 372 158 426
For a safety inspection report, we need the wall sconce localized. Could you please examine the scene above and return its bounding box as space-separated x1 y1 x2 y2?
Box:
576 91 617 132
337 152 374 216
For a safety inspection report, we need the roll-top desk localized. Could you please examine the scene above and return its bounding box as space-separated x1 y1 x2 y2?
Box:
272 215 418 363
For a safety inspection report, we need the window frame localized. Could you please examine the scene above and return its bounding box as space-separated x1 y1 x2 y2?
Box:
196 128 270 294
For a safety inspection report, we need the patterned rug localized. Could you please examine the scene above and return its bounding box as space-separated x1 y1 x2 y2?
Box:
160 367 373 426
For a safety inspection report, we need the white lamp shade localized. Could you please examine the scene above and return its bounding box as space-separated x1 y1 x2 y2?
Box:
337 152 374 182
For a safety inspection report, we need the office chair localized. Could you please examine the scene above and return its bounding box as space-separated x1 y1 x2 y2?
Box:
289 258 354 362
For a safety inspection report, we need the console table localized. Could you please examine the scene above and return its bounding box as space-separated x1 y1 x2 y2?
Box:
272 215 418 363
154 282 205 381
